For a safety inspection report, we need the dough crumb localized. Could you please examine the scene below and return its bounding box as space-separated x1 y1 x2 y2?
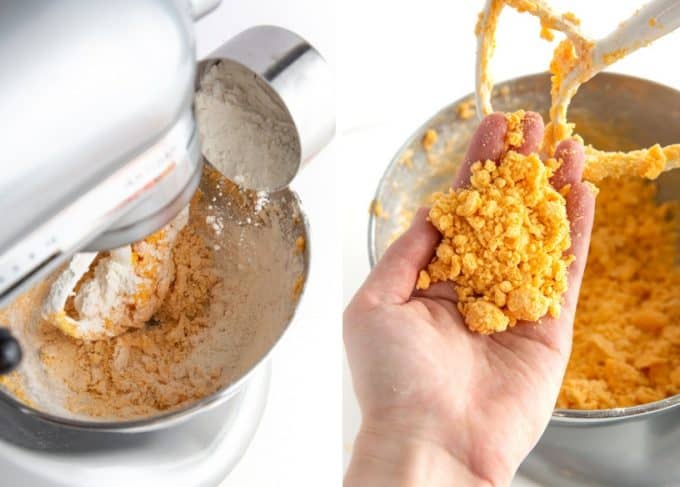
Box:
295 236 306 253
422 129 438 151
540 23 555 41
398 149 415 169
457 100 476 120
417 111 572 334
60 223 221 417
292 274 305 301
559 177 680 409
370 199 389 219
505 109 525 148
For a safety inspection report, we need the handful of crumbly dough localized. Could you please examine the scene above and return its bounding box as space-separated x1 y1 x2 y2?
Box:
416 114 573 334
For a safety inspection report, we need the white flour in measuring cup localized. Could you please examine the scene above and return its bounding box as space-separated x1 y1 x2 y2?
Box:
194 61 299 191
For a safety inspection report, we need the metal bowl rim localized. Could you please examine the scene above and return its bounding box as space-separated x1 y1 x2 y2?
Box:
367 70 680 422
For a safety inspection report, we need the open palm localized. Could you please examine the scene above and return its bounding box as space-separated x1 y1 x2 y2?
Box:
345 112 595 485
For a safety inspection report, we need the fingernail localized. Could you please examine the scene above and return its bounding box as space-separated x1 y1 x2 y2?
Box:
583 181 599 197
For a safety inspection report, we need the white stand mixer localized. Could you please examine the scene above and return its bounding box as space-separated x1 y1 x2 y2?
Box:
0 1 333 485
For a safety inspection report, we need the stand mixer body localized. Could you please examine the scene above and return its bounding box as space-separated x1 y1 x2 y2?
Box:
0 0 218 309
0 6 333 483
0 4 295 484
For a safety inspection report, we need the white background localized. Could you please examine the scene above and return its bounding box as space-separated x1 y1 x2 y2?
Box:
338 0 679 485
195 1 340 486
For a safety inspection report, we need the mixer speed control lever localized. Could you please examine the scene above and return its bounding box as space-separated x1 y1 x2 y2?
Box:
0 328 21 374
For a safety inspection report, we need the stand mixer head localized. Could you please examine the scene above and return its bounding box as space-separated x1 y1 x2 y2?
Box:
0 1 334 378
0 0 221 370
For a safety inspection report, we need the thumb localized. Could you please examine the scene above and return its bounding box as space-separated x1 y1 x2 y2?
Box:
357 208 439 306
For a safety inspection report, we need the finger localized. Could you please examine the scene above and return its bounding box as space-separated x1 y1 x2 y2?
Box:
358 208 440 306
514 111 544 155
519 139 593 345
562 181 596 314
454 112 507 188
549 138 593 312
551 139 585 189
454 111 544 188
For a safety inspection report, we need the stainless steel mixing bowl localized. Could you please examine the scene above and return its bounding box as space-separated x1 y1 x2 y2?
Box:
0 169 309 433
368 72 680 486
0 25 335 434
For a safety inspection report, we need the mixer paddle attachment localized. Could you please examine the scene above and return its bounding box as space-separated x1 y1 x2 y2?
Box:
42 208 189 341
475 0 680 180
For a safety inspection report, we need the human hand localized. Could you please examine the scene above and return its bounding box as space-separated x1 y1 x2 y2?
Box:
344 112 596 486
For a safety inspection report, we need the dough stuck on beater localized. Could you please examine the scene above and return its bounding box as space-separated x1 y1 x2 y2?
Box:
475 0 680 178
42 208 189 340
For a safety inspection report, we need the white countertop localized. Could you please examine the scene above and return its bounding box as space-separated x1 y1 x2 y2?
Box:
338 0 678 485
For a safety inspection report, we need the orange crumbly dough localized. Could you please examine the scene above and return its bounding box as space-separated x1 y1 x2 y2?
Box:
504 109 525 148
539 12 680 178
129 228 173 323
558 177 680 409
539 24 554 41
478 1 680 178
422 129 438 151
543 38 580 153
467 0 680 407
584 144 679 183
457 100 476 120
292 274 305 301
562 12 580 25
295 236 306 253
398 149 415 169
0 372 32 407
370 199 388 219
48 224 222 416
602 48 629 66
535 10 576 42
416 113 572 334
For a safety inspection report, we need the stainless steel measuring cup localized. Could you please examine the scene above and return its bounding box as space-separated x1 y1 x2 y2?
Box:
196 25 335 191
